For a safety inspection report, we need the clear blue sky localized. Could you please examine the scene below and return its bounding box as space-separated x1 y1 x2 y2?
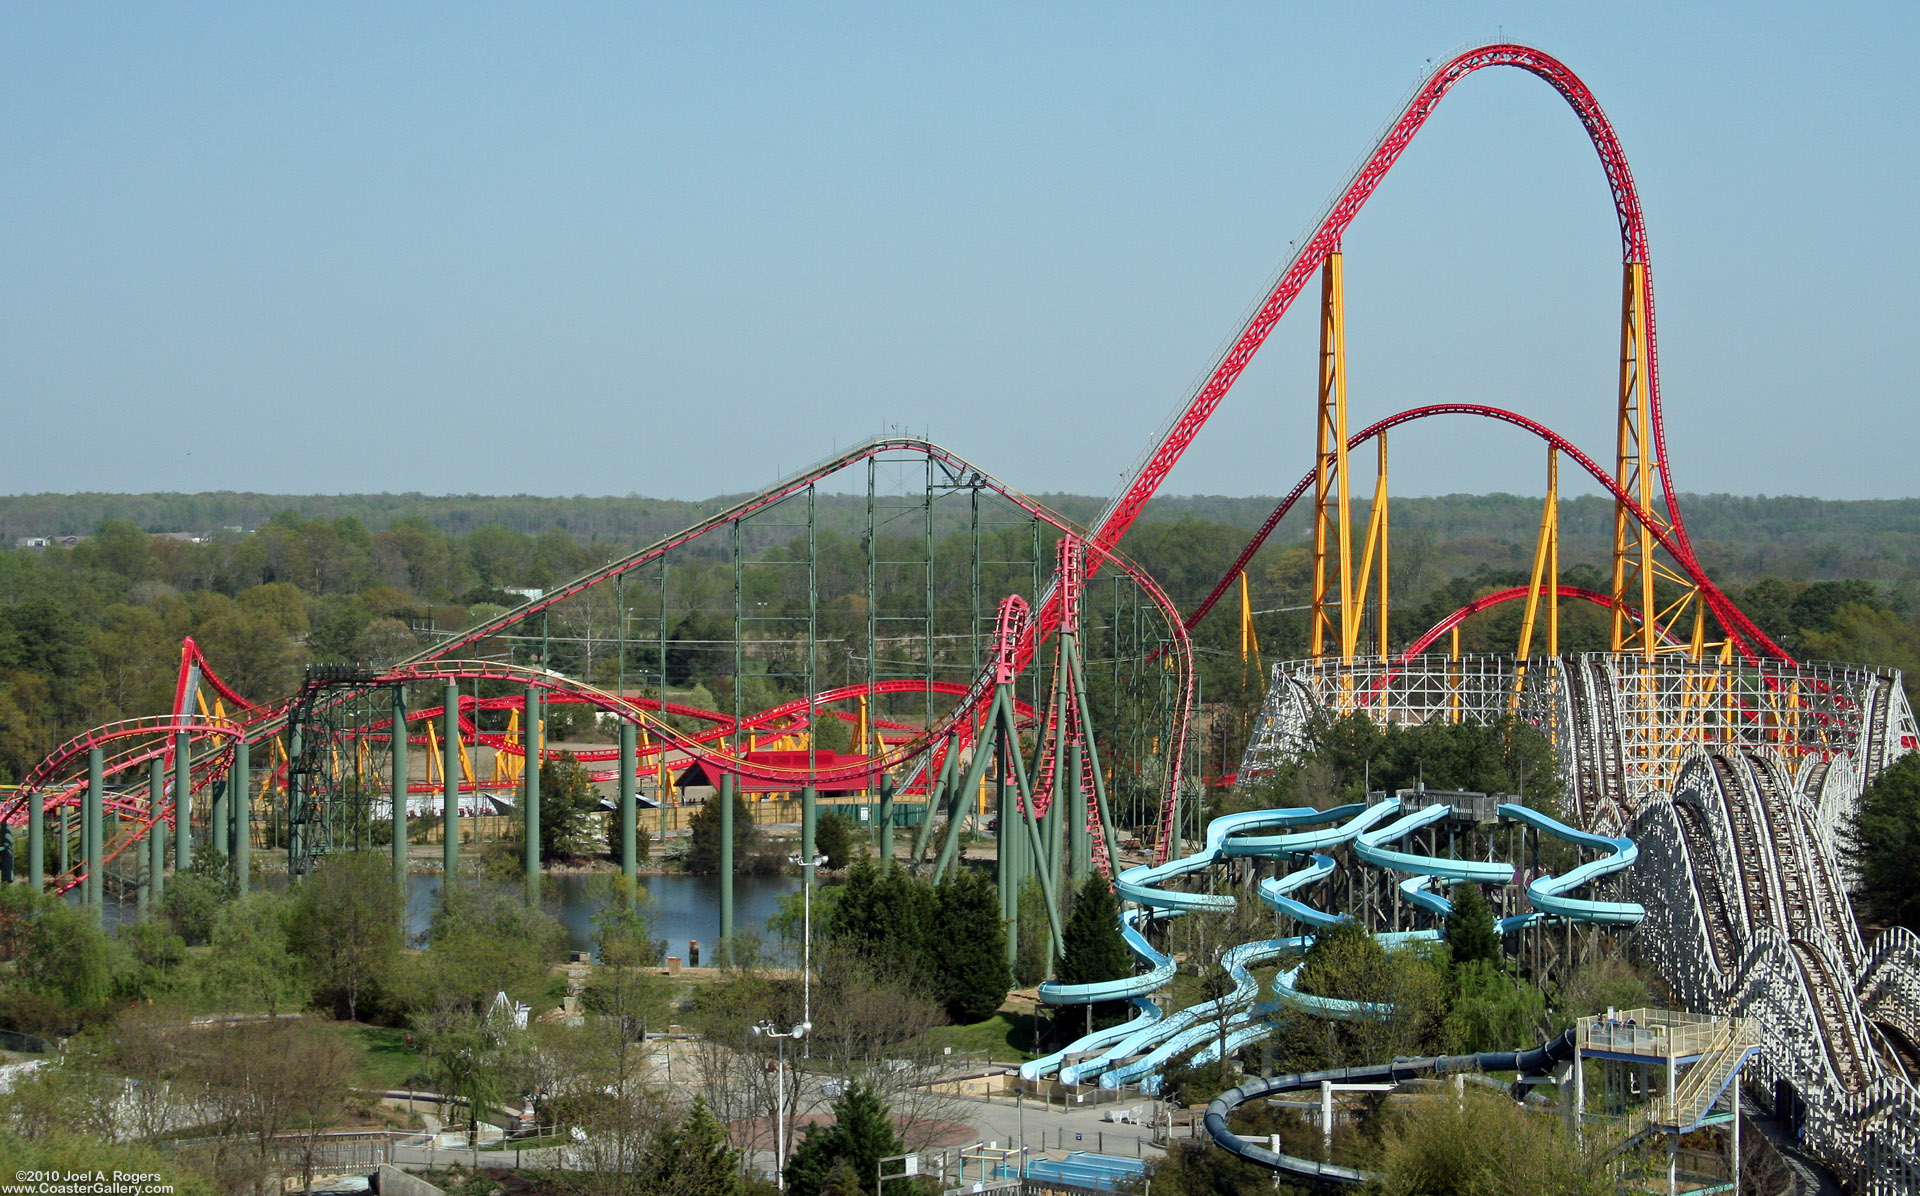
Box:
3 3 1914 503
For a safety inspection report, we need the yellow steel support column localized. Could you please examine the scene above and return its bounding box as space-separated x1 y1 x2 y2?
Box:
1311 251 1353 661
1611 261 1658 659
1377 433 1390 659
1448 626 1462 724
1238 571 1262 681
1517 449 1560 660
1353 433 1390 661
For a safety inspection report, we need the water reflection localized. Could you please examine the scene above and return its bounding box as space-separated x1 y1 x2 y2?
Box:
88 869 803 964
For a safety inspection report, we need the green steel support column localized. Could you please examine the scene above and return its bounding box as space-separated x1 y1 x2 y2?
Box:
805 485 818 823
864 458 878 742
174 732 191 871
934 696 1001 880
27 777 43 893
1039 647 1069 903
1002 698 1064 962
718 771 735 962
1066 738 1087 887
58 806 70 878
137 824 151 913
970 487 982 673
232 739 250 897
391 689 408 889
150 757 166 905
908 736 958 867
727 516 742 960
523 686 541 903
1045 784 1062 928
801 784 817 878
442 683 459 879
286 729 302 868
619 721 638 894
877 773 895 869
997 735 1016 970
658 562 670 846
1069 645 1124 874
86 747 104 911
210 775 228 861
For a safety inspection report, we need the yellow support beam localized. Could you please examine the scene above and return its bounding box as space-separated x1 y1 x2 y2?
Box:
1353 433 1390 660
1611 260 1659 659
1310 251 1354 661
1517 448 1560 660
1238 571 1262 687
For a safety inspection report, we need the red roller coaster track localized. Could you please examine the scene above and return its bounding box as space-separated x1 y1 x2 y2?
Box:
1064 43 1775 663
1177 404 1792 662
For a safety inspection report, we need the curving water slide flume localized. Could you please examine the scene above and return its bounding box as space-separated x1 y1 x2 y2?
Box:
1022 797 1643 1094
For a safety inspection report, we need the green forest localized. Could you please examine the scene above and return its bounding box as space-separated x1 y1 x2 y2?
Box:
0 487 1915 787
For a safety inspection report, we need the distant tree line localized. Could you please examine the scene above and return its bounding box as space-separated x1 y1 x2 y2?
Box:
0 491 1916 797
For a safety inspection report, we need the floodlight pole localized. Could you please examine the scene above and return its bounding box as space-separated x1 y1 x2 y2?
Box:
751 1018 810 1190
789 852 827 1057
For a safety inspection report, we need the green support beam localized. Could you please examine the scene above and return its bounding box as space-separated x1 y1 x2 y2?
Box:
85 747 104 911
210 771 228 861
149 756 166 906
801 784 817 878
619 721 638 895
174 732 191 871
391 689 408 890
719 771 735 963
877 773 895 869
1066 738 1087 887
26 766 42 893
232 738 250 896
442 682 459 879
524 686 541 903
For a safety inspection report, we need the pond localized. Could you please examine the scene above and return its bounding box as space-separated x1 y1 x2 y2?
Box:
401 870 804 961
94 869 804 963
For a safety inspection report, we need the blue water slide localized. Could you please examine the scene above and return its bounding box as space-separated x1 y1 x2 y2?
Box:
1037 908 1176 1005
1398 873 1452 918
1257 853 1345 927
1077 935 1304 1087
1215 803 1375 857
1023 909 1177 1082
1040 805 1378 1080
1267 928 1441 1022
1355 803 1515 885
1098 936 1300 1089
1032 797 1640 1093
1498 802 1644 924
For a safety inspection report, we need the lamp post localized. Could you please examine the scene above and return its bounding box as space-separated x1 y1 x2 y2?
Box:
751 1018 810 1190
788 851 827 1055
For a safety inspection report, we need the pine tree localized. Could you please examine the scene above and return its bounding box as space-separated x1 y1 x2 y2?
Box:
640 1095 744 1196
1059 876 1133 1028
936 868 1010 1024
1014 878 1052 987
784 1081 904 1196
827 858 943 991
1847 752 1920 930
1445 882 1501 969
685 792 760 875
1059 877 1130 984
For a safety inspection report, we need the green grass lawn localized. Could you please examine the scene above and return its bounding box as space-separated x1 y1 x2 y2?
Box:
917 1012 1042 1061
339 1022 433 1091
